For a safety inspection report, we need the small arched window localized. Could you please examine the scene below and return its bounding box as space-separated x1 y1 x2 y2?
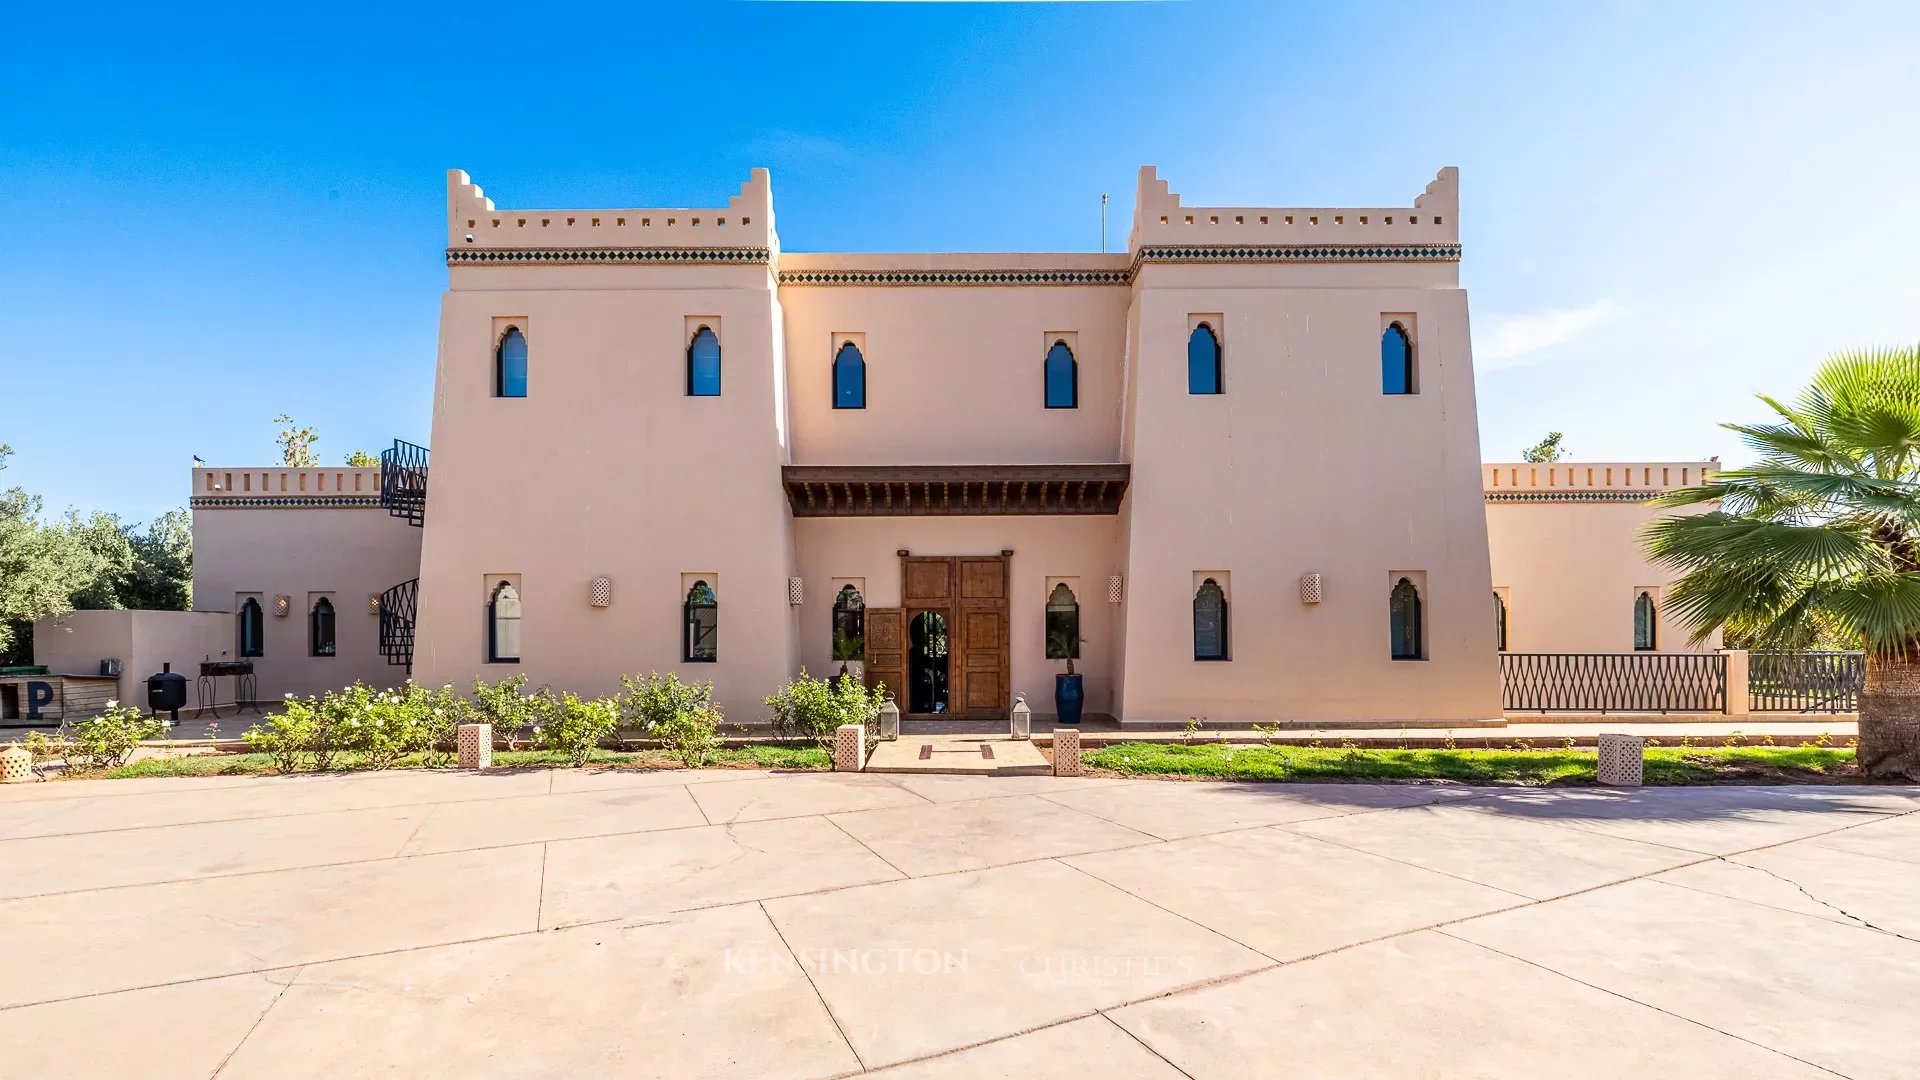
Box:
1044 341 1077 409
1390 578 1423 660
1493 591 1508 652
488 582 521 663
1045 582 1081 660
833 341 866 409
309 598 336 658
1188 324 1222 395
687 326 721 397
1193 578 1228 661
496 327 528 398
1634 591 1657 651
684 580 718 662
832 584 865 660
238 597 264 658
1381 323 1414 395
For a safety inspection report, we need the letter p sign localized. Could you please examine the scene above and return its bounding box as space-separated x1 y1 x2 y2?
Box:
25 681 55 720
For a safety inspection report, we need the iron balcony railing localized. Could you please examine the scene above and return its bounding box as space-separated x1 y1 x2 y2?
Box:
1750 651 1863 713
1500 652 1727 713
379 439 429 527
378 578 419 673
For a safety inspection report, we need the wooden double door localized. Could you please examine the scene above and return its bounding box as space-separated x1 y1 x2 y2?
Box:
865 554 1009 720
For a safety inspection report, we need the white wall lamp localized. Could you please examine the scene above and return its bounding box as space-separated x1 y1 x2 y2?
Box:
1300 573 1324 604
589 577 613 608
789 577 805 606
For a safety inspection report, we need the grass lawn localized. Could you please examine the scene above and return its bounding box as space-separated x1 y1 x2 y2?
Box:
1084 741 1859 785
97 743 831 780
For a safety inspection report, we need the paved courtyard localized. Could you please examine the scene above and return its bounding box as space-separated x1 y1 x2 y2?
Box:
1 768 1917 1078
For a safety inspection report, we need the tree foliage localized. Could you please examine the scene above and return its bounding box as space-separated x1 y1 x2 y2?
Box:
274 413 319 467
344 449 379 467
1520 431 1567 462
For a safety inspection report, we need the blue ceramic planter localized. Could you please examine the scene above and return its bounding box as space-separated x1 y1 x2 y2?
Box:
1054 673 1084 725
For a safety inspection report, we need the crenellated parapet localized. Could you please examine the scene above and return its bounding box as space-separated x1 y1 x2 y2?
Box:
1484 462 1718 502
1127 165 1460 262
444 169 777 265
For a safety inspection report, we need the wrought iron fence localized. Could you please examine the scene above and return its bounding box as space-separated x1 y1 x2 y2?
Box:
379 439 429 527
1750 651 1863 713
1500 652 1727 713
378 578 419 673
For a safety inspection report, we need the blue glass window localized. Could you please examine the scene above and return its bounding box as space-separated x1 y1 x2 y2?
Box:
309 597 336 658
1381 323 1413 395
1390 578 1423 660
496 327 528 398
1634 592 1657 650
834 341 866 409
1193 578 1229 661
687 326 721 397
684 581 718 662
1044 341 1077 408
238 597 264 658
1188 324 1221 395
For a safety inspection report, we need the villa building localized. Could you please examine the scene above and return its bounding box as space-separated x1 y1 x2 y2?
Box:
29 165 1717 727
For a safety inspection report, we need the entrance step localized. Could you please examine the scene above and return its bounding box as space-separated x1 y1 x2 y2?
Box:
866 733 1050 776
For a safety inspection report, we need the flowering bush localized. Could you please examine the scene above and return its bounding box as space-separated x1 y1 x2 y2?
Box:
471 675 541 750
621 673 720 767
531 691 619 766
64 703 170 771
765 670 887 753
242 698 320 773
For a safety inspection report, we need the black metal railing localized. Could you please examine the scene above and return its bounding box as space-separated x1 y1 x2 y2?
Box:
379 439 429 527
1750 651 1864 713
1501 652 1727 713
378 578 419 672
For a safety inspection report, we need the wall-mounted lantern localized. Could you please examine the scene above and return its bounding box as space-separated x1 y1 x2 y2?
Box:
589 577 613 608
1300 573 1324 604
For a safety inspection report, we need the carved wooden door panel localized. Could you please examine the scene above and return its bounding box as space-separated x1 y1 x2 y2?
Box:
955 556 1009 719
863 608 907 706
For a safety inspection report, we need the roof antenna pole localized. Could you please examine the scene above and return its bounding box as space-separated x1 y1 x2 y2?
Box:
1100 193 1110 253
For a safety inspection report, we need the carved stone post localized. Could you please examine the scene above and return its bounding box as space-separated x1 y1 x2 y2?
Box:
1052 728 1082 777
833 723 867 772
1597 733 1644 787
457 723 493 770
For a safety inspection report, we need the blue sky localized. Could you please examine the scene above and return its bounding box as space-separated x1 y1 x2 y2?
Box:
4 0 1917 525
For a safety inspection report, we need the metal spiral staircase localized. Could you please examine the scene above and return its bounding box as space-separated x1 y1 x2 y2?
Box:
377 439 428 671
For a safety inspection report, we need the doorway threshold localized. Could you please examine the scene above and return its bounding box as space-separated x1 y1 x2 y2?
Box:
865 732 1050 776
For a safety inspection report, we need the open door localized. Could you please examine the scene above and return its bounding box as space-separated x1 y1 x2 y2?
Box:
864 608 907 707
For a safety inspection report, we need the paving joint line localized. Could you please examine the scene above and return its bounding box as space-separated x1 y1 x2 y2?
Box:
209 963 303 1078
1098 1009 1200 1079
818 814 913 881
755 901 867 1073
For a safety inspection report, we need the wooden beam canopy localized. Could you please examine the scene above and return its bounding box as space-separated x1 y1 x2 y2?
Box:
782 464 1129 517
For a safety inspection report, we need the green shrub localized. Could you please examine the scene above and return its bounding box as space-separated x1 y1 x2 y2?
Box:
654 703 723 767
242 700 319 773
621 672 721 767
64 704 170 771
532 692 619 766
471 675 541 750
765 670 887 753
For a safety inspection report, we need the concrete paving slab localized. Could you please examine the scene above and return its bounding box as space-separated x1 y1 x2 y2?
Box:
688 771 930 823
1657 842 1920 938
1803 806 1920 866
1036 780 1432 840
1453 785 1905 855
539 815 903 927
545 765 776 793
397 782 709 855
829 794 1157 876
0 772 287 802
218 905 862 1080
0 844 543 1008
0 971 295 1080
875 772 1140 803
1109 930 1834 1079
1447 878 1920 1080
1286 800 1705 899
0 804 432 899
762 859 1270 1069
1066 827 1524 961
865 1015 1185 1079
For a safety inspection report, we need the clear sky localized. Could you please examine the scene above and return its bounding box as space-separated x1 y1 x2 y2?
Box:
3 0 1916 525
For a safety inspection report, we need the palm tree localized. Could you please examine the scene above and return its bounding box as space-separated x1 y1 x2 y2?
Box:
1644 346 1920 779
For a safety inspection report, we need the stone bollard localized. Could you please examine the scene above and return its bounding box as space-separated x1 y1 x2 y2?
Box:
878 700 900 742
1 745 33 784
1010 695 1031 740
1052 728 1083 777
457 723 493 770
833 723 867 772
1597 733 1644 787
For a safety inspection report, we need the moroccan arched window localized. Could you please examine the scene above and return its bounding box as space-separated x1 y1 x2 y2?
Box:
309 598 336 658
684 580 718 662
238 597 264 658
1634 591 1657 651
832 585 865 660
1193 578 1228 661
1390 578 1423 660
1493 591 1508 652
1188 324 1222 395
496 327 528 398
687 326 721 397
1044 341 1077 409
1045 582 1081 660
1381 323 1414 395
488 582 521 663
833 341 866 409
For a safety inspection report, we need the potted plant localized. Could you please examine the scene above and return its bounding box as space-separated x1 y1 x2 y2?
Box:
832 629 865 687
1049 628 1084 726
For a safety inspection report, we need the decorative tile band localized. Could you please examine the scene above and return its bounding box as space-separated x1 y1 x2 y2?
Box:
1485 492 1654 503
191 496 385 509
1132 243 1462 270
447 247 771 266
778 268 1131 287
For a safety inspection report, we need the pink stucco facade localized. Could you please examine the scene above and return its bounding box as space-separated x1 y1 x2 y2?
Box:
108 166 1718 725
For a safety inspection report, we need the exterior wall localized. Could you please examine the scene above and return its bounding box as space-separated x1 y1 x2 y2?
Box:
190 467 423 700
1484 462 1721 653
792 516 1121 719
32 609 232 707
